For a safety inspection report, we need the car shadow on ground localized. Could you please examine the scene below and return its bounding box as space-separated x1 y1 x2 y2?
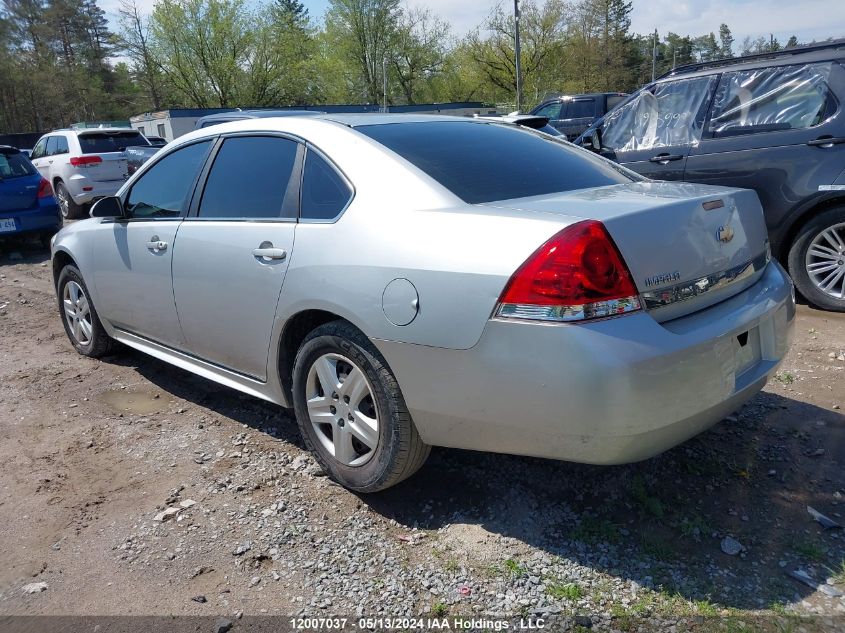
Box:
108 345 845 612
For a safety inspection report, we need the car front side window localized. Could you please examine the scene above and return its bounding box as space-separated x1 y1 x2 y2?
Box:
31 138 47 159
125 140 212 219
601 76 717 152
708 63 834 137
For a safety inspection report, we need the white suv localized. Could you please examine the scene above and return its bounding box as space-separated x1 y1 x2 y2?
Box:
30 128 151 219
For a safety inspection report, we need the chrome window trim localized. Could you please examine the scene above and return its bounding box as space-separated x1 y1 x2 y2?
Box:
640 251 770 311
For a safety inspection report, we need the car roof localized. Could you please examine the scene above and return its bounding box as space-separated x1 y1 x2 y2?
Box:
314 113 473 127
48 127 141 135
197 109 323 123
542 92 627 102
659 39 845 82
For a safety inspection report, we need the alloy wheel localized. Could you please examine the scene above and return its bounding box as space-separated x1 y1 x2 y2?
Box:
56 185 70 218
305 353 379 466
63 280 93 345
805 222 845 300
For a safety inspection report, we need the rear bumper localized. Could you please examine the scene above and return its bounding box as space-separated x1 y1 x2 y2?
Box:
374 261 795 464
0 201 62 236
65 174 125 205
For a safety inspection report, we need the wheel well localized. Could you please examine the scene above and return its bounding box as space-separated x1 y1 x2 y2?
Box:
52 177 63 188
278 310 348 403
779 196 845 261
52 251 77 287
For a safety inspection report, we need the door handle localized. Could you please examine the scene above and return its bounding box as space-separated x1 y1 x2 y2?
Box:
146 237 167 252
807 136 845 148
252 242 287 261
649 153 684 164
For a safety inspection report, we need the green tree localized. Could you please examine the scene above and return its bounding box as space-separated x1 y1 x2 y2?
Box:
718 23 733 57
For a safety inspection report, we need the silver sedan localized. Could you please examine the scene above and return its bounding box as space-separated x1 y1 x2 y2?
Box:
51 114 795 492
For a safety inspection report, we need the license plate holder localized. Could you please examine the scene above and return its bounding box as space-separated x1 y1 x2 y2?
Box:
734 326 762 376
0 218 17 233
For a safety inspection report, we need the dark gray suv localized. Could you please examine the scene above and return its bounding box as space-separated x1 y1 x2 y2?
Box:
578 41 845 311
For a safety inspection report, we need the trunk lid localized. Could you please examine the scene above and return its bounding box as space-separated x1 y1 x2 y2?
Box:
482 181 770 322
77 131 148 183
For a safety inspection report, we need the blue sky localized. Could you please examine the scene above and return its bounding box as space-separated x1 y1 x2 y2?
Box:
101 0 845 46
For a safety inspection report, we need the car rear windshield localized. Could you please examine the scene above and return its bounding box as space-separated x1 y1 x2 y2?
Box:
357 121 634 204
0 149 37 179
78 132 149 153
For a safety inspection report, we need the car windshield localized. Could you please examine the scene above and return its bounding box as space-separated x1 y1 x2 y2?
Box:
0 149 37 179
357 121 635 204
78 132 149 153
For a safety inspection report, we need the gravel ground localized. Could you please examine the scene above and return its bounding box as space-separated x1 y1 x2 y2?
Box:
1 237 845 631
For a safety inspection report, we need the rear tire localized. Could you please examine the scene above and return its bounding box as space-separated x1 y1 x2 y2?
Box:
55 182 87 220
57 265 115 357
787 206 845 312
291 320 430 492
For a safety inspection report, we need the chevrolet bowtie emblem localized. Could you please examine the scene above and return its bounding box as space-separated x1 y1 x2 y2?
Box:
717 224 734 243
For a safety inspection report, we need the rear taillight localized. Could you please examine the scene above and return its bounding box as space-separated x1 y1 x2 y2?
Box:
37 178 53 199
496 220 641 322
69 155 102 167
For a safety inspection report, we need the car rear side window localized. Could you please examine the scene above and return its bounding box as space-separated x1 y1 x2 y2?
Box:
0 149 36 178
357 121 633 204
567 100 595 118
300 149 353 221
126 140 211 218
47 136 69 155
79 132 148 153
708 63 834 137
198 136 299 220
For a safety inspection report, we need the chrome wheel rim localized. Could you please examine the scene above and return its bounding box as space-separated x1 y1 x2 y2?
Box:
305 353 379 466
806 222 845 300
56 186 69 218
63 281 93 345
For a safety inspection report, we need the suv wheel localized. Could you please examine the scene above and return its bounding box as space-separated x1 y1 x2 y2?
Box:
55 182 87 220
788 206 845 312
291 320 430 492
57 265 115 357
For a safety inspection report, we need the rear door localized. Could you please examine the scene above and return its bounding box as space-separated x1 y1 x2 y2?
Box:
685 61 845 239
558 97 596 139
76 131 146 183
171 134 301 380
599 75 718 180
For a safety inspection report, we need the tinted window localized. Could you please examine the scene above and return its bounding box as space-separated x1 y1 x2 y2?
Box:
601 76 718 152
198 136 298 219
79 132 148 153
607 95 627 111
0 149 37 178
568 100 595 118
53 136 69 155
708 63 833 136
45 136 58 156
126 141 211 218
301 150 353 220
358 121 634 204
533 102 562 119
31 138 47 159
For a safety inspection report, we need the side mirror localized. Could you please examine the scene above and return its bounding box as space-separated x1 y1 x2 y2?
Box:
90 196 125 219
586 128 603 152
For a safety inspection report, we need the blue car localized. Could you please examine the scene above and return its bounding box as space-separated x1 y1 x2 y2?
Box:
0 145 61 243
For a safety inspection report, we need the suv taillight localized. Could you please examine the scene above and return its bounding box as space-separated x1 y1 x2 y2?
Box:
496 220 641 322
69 155 102 166
37 178 53 199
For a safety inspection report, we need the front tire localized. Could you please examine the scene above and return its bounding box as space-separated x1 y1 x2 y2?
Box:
788 207 845 312
292 320 430 492
57 265 115 357
55 182 87 220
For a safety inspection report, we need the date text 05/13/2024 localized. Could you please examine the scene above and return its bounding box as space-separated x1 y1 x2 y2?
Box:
289 617 548 630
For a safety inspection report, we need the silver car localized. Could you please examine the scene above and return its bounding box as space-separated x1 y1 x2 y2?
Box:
51 115 795 492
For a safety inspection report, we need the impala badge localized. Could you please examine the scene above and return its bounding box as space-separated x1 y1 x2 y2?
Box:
717 224 734 243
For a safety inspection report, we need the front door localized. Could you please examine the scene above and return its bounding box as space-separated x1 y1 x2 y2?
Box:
89 140 213 348
171 135 301 380
599 75 718 180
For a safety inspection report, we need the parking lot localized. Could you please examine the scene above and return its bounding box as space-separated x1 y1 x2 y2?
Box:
0 239 843 628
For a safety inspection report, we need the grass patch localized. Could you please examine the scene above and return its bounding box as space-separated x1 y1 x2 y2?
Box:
430 602 448 617
830 560 845 584
570 517 620 544
546 582 583 600
504 558 527 578
775 372 795 384
679 514 712 541
638 531 674 561
793 538 825 562
631 475 664 518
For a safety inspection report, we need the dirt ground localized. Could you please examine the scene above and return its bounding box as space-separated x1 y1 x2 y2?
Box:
1 236 845 628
